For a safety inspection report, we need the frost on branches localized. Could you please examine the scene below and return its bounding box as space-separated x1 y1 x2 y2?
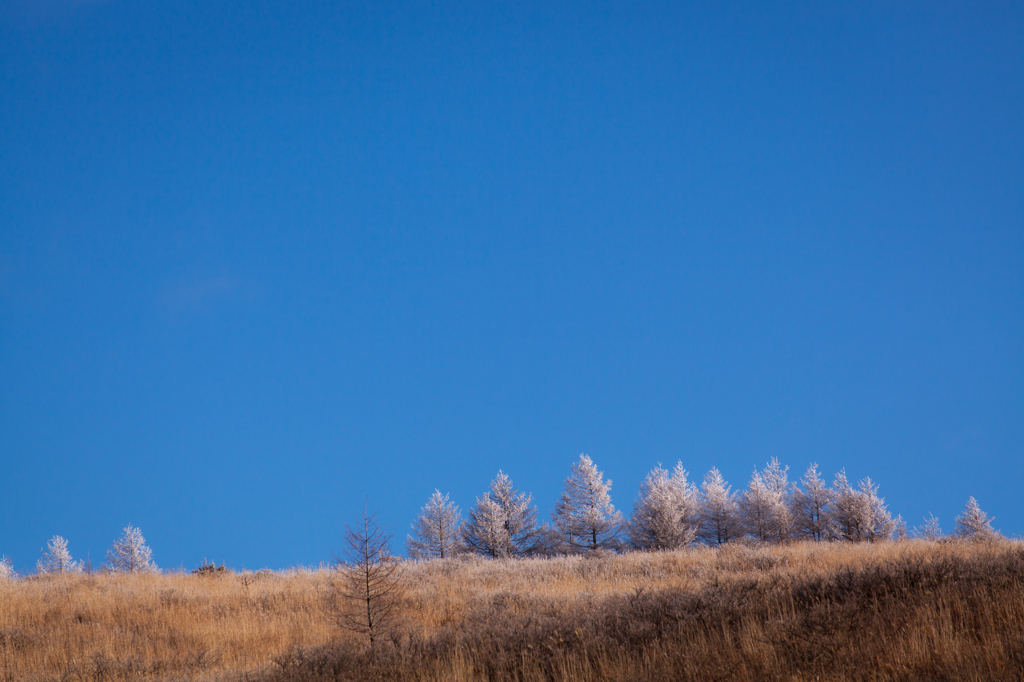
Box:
407 490 465 559
552 454 623 553
107 525 157 573
628 462 700 551
829 471 896 542
698 468 740 545
790 463 834 541
0 556 13 581
954 497 1000 541
37 535 82 574
463 471 541 558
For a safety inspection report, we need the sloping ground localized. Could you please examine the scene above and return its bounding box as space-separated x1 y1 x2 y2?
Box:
1 541 1022 681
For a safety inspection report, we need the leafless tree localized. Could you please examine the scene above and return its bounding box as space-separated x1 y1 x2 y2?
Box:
914 513 943 541
954 497 1000 541
407 490 465 559
327 508 404 648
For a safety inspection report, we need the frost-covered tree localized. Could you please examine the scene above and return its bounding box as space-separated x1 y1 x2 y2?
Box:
463 471 541 558
698 468 740 545
0 556 13 581
738 470 776 542
914 514 943 541
37 535 81 574
761 458 794 541
790 463 834 541
829 472 896 542
829 470 872 542
860 478 897 542
954 497 1000 541
407 490 464 559
107 525 156 573
552 454 623 552
628 462 701 551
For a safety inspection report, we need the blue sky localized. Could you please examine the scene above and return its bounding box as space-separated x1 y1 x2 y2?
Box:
1 0 1021 571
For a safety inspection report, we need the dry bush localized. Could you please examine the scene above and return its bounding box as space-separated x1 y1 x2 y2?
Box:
2 541 1022 682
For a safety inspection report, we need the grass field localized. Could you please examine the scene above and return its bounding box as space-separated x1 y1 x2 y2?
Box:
2 540 1022 681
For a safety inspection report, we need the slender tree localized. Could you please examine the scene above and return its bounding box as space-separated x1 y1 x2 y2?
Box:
761 458 794 541
790 463 834 541
914 514 943 541
0 556 13 581
739 469 777 542
328 508 404 648
107 525 156 573
698 468 740 545
463 471 541 558
860 478 897 542
407 490 464 559
954 497 999 541
628 462 700 551
37 535 81 574
552 454 623 552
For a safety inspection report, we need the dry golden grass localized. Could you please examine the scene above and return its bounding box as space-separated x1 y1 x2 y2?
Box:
1 540 1022 681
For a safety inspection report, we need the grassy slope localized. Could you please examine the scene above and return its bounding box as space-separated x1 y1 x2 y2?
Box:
1 540 1022 681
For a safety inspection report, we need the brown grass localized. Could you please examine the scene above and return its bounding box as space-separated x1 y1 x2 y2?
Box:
2 540 1022 681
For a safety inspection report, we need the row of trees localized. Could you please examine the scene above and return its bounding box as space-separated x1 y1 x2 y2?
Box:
407 455 1001 559
0 525 156 578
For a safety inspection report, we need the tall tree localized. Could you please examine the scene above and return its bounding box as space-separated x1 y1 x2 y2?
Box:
407 490 464 559
328 508 404 648
698 468 740 545
738 469 777 542
829 470 871 542
107 525 156 573
463 471 541 558
37 535 81 574
859 478 897 542
628 462 700 551
954 497 1000 541
790 463 834 541
552 454 623 552
761 458 794 541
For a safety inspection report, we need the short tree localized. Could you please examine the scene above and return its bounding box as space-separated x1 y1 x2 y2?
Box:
328 508 404 648
698 468 740 545
914 514 943 541
954 497 1000 541
37 535 82 574
107 525 156 573
860 478 897 542
790 463 834 541
628 462 700 551
0 556 13 581
464 471 541 558
829 470 872 541
407 490 464 559
552 454 623 553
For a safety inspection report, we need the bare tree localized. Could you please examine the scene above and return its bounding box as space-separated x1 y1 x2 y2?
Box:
464 471 541 558
0 556 13 581
954 497 1000 541
552 454 623 553
914 514 943 541
698 468 740 545
829 472 896 542
37 535 81 574
628 462 700 551
107 525 156 573
328 508 404 648
739 469 777 542
407 490 464 559
860 478 897 542
790 463 834 541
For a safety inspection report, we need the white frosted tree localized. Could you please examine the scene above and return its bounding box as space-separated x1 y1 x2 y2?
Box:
790 463 834 541
954 497 999 541
407 490 465 559
914 514 943 541
829 470 872 542
739 469 777 542
698 468 740 545
628 462 701 551
0 556 13 581
552 454 623 552
463 471 541 558
761 458 794 541
860 478 897 542
107 525 156 573
37 535 82 574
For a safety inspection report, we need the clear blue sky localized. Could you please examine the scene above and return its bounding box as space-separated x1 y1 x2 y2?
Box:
1 0 1021 572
